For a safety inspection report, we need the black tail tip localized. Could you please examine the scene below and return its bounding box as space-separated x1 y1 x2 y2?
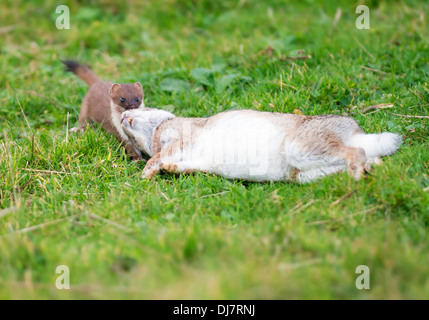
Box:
61 60 81 73
62 60 92 73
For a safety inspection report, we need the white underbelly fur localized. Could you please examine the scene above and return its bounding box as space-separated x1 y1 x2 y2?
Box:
164 114 290 181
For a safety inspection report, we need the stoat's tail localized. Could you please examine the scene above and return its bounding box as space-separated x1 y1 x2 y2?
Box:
61 60 100 87
346 132 402 158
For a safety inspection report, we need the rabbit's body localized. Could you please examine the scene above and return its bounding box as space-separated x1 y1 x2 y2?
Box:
120 109 401 183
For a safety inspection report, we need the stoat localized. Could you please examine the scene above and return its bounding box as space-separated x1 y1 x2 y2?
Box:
62 60 144 160
119 109 402 183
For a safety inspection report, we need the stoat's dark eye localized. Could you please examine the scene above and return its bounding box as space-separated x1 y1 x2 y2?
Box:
120 98 125 103
136 98 139 102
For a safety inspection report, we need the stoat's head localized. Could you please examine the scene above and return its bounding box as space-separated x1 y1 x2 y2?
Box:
109 82 144 112
120 109 175 156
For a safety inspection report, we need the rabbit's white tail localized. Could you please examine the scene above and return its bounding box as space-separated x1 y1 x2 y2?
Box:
346 132 402 158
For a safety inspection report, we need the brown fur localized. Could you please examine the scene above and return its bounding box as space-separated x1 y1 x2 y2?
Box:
62 60 100 86
63 60 144 160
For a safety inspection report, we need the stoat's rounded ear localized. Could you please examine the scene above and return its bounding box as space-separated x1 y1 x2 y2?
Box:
110 83 120 95
134 82 143 92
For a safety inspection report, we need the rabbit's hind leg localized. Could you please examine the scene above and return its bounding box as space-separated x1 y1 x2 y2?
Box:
295 146 366 183
364 156 382 172
296 164 346 183
340 146 367 180
285 136 367 182
286 148 348 183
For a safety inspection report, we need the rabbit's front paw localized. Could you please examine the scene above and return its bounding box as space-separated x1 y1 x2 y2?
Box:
160 162 178 173
142 167 159 180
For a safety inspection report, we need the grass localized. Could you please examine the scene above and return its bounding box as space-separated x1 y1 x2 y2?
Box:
0 0 428 299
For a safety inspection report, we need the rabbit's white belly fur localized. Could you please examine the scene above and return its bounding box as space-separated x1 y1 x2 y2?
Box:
164 113 291 181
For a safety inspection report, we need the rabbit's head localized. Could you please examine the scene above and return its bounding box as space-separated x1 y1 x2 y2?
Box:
120 108 175 156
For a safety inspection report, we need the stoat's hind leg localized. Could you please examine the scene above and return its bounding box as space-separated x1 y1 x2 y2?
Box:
72 102 91 133
70 126 85 133
70 118 87 133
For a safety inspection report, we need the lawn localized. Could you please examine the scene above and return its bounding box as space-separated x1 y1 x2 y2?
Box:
0 0 428 299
